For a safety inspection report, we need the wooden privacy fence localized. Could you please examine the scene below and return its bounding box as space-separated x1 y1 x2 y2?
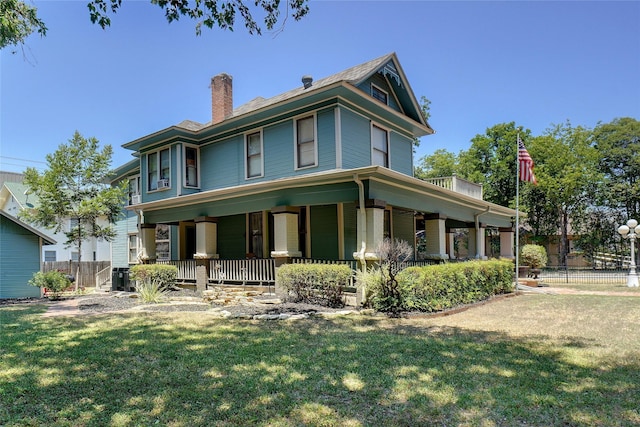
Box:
42 261 111 287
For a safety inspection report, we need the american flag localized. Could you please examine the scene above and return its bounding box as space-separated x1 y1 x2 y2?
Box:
518 136 537 184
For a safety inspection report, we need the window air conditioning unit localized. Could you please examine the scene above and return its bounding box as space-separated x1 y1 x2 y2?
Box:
130 195 142 205
157 179 170 189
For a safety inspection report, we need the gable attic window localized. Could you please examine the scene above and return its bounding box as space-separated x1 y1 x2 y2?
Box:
371 124 389 167
295 115 317 169
148 148 170 191
371 84 388 105
184 146 199 187
246 131 263 178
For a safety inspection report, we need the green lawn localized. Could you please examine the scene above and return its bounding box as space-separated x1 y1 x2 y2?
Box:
1 293 639 426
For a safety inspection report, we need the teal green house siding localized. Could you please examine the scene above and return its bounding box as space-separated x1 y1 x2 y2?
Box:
110 53 517 267
112 210 138 268
0 213 52 299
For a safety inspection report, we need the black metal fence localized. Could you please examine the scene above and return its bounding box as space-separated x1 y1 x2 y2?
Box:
540 267 628 285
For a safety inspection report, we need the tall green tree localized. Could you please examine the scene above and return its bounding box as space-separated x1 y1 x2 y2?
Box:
592 117 640 219
414 148 460 180
523 122 601 266
458 122 532 207
20 131 127 290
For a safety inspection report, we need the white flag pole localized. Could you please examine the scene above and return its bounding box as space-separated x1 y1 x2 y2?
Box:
515 133 520 288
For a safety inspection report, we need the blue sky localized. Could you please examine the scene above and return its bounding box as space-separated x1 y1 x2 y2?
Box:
1 0 639 173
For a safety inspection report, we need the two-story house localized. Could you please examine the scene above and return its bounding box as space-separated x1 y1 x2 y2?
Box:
111 53 517 288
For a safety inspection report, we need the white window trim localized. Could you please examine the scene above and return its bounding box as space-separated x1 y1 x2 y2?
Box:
128 233 139 264
294 113 318 170
183 144 200 189
128 174 141 205
371 83 389 105
371 122 390 168
245 129 264 179
147 147 172 192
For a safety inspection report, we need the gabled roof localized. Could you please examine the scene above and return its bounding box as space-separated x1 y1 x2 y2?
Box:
123 53 433 151
0 210 56 245
0 182 38 210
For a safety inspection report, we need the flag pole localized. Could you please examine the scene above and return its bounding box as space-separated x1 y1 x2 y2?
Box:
515 133 520 288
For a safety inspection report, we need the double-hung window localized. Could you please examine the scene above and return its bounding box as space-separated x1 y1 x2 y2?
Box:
371 84 388 105
295 115 316 169
128 175 140 204
128 234 138 264
246 131 263 178
155 224 170 261
148 148 170 191
372 124 389 167
184 146 199 187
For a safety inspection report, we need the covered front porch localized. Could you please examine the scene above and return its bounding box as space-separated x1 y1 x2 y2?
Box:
129 167 517 291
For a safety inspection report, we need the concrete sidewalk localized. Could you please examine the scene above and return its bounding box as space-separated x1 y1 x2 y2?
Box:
41 298 82 317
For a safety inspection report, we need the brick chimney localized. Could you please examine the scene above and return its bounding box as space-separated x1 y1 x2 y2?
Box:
210 73 233 125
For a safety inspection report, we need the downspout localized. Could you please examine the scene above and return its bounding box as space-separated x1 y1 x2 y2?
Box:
474 207 491 259
353 174 367 271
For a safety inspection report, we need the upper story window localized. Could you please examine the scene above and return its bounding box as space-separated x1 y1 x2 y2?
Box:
371 124 389 167
148 148 170 191
295 115 317 169
246 131 263 179
128 175 141 205
371 84 388 105
184 146 199 188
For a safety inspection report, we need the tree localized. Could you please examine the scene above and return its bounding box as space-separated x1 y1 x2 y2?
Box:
1 0 309 52
458 122 532 207
593 117 640 219
522 122 601 266
20 131 127 290
0 0 47 51
414 148 460 180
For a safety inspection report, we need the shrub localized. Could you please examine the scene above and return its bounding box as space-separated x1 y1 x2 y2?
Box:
136 279 169 304
360 238 413 313
130 264 178 289
28 270 71 300
364 259 514 313
520 244 548 269
276 263 352 307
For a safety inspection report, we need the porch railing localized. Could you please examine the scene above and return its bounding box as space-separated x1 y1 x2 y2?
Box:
157 260 197 282
95 265 112 289
208 259 276 285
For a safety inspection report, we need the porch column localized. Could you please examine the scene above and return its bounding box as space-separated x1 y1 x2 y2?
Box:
499 227 515 259
270 206 302 261
194 216 219 259
423 213 448 260
139 223 156 262
446 230 455 259
354 199 386 260
471 223 487 259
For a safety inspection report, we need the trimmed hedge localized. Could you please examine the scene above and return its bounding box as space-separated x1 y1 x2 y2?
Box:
367 259 514 312
276 263 353 307
129 264 178 289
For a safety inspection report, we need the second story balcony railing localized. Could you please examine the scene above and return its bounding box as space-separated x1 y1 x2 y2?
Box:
424 175 483 200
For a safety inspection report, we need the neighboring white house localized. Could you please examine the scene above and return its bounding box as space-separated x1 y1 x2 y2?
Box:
0 181 111 263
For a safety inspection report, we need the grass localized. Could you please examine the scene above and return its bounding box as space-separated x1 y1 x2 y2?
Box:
1 292 639 426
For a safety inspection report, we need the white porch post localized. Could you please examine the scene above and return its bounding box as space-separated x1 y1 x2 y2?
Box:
194 216 219 259
140 223 156 262
271 206 302 260
423 213 448 260
476 222 487 259
499 227 515 259
354 199 387 260
447 229 455 259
